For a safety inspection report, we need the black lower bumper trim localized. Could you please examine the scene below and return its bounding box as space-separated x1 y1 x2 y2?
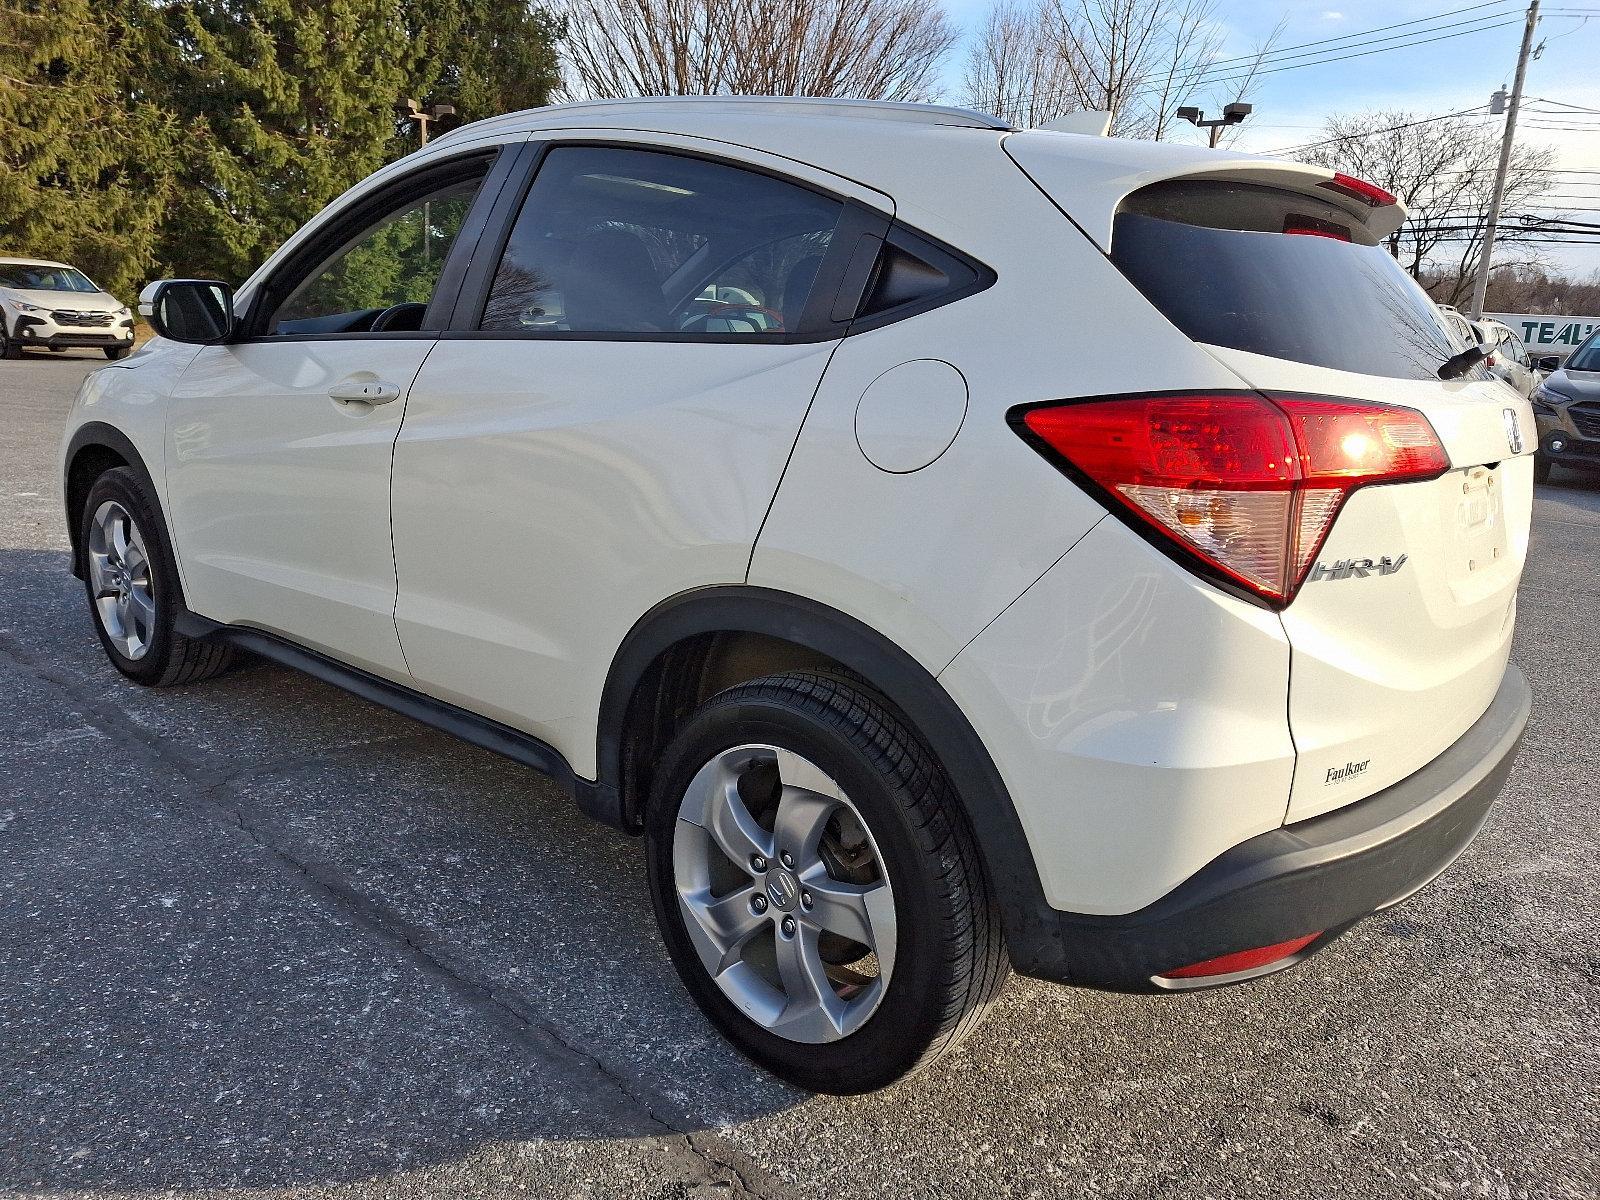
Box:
25 334 132 348
1013 663 1531 992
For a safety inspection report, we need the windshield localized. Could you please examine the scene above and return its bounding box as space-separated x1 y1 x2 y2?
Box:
1110 180 1470 382
0 264 101 293
1566 332 1600 372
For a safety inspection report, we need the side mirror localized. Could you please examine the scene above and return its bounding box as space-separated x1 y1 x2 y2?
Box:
138 279 235 345
1535 355 1562 372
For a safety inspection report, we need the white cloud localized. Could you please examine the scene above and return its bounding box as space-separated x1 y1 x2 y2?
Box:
1322 10 1345 18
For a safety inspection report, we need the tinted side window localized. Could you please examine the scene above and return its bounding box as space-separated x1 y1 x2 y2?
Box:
853 227 988 325
481 146 843 337
266 167 489 335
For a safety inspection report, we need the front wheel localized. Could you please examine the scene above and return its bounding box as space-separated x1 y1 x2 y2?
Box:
1533 455 1552 484
79 467 236 686
646 672 1008 1093
104 345 131 361
0 322 20 359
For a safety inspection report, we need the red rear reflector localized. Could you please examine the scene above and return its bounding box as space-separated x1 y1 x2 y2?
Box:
1320 173 1396 208
1160 933 1322 980
1014 393 1449 607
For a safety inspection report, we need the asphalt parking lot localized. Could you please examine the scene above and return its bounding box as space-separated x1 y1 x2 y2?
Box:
3 350 1597 1199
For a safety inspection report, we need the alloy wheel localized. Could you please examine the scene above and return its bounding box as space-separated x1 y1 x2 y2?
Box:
673 743 897 1044
86 500 156 660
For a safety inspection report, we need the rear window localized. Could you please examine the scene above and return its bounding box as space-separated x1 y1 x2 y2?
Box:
1110 180 1464 381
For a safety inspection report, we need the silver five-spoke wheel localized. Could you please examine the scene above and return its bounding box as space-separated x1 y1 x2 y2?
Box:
86 499 156 660
673 743 897 1043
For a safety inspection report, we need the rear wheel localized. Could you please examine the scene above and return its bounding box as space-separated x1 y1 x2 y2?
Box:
646 672 1007 1093
79 467 236 686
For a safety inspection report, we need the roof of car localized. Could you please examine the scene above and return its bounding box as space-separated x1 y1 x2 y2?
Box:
0 256 71 269
433 96 1013 146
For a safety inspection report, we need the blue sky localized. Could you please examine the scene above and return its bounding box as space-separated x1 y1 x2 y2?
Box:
936 0 1600 277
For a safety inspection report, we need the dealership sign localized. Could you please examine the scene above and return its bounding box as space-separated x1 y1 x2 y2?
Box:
1488 312 1599 357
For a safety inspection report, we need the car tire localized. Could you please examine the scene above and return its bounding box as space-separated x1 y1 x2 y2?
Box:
0 322 20 359
645 671 1008 1093
1533 455 1552 484
104 345 131 361
79 466 236 687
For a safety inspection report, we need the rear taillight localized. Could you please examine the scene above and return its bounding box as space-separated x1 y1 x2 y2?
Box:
1320 172 1396 208
1012 392 1450 607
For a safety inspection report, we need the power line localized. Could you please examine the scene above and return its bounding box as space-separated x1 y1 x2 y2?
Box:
1013 3 1531 120
1527 96 1600 113
1201 18 1525 88
1198 7 1522 78
1200 0 1520 68
1260 106 1491 155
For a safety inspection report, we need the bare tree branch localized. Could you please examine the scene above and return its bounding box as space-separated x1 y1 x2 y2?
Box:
961 0 1275 137
1297 109 1557 307
561 0 956 101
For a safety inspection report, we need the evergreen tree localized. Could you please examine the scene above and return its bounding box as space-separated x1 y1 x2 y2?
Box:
143 0 426 283
2 0 564 293
416 0 565 131
0 0 178 298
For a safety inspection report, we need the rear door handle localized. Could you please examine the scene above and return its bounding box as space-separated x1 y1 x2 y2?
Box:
328 379 401 405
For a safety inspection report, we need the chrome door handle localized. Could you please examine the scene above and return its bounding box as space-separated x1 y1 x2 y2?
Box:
328 379 401 405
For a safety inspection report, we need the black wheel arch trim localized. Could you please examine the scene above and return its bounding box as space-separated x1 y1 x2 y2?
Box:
63 422 164 580
594 584 1058 951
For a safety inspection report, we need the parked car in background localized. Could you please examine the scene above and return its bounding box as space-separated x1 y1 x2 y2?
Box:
1531 328 1600 482
1438 303 1475 349
0 257 135 360
1471 317 1537 399
59 97 1533 1092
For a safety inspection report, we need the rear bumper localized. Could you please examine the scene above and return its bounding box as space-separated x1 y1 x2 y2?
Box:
1015 662 1530 992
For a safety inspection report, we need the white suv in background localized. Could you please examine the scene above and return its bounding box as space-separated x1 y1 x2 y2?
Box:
1 257 136 359
60 98 1532 1093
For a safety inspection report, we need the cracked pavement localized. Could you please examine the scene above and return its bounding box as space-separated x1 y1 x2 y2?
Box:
2 352 1597 1199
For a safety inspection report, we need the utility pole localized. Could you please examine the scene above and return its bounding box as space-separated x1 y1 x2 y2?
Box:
1469 0 1540 319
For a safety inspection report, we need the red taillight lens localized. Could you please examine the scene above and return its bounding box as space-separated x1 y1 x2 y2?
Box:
1159 933 1322 980
1283 215 1352 241
1014 392 1449 607
1320 172 1396 208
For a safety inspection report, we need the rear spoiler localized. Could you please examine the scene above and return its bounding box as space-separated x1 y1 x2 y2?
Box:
1002 132 1407 249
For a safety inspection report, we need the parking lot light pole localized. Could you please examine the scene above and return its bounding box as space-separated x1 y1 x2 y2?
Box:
397 99 457 266
1470 0 1541 319
1176 102 1254 148
398 98 456 146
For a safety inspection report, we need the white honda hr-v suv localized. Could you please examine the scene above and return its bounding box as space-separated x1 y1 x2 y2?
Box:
61 97 1532 1093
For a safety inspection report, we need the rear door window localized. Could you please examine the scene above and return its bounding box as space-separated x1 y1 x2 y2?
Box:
480 146 844 337
1109 180 1464 381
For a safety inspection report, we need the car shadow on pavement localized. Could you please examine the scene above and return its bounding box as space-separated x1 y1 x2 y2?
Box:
0 547 805 1193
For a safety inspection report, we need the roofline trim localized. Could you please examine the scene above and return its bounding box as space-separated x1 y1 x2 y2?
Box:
433 96 1011 147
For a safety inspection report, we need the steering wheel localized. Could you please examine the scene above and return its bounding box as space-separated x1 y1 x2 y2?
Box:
677 301 785 335
370 302 428 333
